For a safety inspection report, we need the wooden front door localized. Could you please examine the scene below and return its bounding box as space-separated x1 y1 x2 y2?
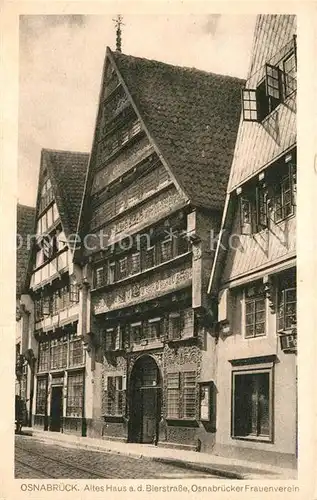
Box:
129 356 161 444
50 386 63 432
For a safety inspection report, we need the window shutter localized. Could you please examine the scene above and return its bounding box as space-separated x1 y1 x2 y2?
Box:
241 89 258 121
265 64 281 100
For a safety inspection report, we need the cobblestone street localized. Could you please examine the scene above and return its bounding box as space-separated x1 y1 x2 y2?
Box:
15 435 221 479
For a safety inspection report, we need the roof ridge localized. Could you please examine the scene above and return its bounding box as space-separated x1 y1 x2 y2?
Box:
109 47 245 83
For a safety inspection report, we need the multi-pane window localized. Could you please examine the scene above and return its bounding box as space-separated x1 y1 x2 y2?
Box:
38 341 49 372
283 52 297 97
256 185 268 229
245 283 266 338
131 252 141 275
69 283 79 303
66 371 84 417
35 377 47 414
160 238 173 263
69 333 85 367
50 336 68 370
144 245 155 270
277 288 296 331
167 373 180 418
274 170 296 222
35 297 43 322
39 178 53 213
241 89 258 121
183 371 197 419
104 327 122 351
167 371 197 420
130 322 143 344
60 285 70 310
240 196 253 235
233 371 271 440
147 318 162 340
108 262 116 284
105 376 124 416
52 290 59 315
118 257 128 280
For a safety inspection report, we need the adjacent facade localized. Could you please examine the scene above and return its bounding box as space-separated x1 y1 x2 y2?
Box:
19 14 297 470
208 14 297 468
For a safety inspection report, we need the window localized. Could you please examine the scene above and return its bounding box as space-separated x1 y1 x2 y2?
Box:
256 185 268 229
108 262 116 284
36 377 47 414
176 231 190 255
233 371 271 440
167 371 197 420
38 341 49 372
274 165 296 222
52 290 59 315
277 271 297 332
46 207 53 229
167 373 180 418
147 318 162 340
118 257 128 280
66 371 84 417
35 297 43 322
95 266 105 288
240 196 253 235
242 64 281 122
104 327 122 351
244 282 266 338
283 52 297 97
131 120 141 137
144 245 155 270
69 283 79 303
130 322 143 344
131 252 141 275
169 312 184 340
183 371 197 419
160 238 173 263
69 333 85 367
42 296 51 316
50 336 67 370
105 376 124 416
60 285 70 310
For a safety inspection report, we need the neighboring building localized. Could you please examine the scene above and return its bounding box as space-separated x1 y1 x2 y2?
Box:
208 15 297 468
16 203 36 424
28 149 89 435
76 47 244 448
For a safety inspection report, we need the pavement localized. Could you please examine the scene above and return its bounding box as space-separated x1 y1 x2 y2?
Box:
19 427 297 480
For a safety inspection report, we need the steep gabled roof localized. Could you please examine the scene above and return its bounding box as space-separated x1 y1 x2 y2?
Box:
39 149 89 239
16 204 36 295
110 49 245 211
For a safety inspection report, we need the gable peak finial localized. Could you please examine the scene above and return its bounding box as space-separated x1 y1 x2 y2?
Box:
112 14 125 53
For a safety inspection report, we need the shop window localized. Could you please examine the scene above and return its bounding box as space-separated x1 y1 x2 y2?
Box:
244 282 266 338
66 371 84 417
232 371 272 440
69 334 85 367
167 371 197 420
35 377 47 414
38 341 49 372
105 376 124 416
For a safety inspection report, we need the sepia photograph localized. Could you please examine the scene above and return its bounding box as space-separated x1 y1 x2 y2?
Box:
13 10 301 485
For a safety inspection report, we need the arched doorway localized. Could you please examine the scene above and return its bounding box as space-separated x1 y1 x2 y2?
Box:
128 355 161 444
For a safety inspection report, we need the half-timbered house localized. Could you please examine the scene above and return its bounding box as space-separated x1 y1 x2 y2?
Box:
29 149 89 435
76 48 244 450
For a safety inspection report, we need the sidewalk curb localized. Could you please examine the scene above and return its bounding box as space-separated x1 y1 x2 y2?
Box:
26 431 245 479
